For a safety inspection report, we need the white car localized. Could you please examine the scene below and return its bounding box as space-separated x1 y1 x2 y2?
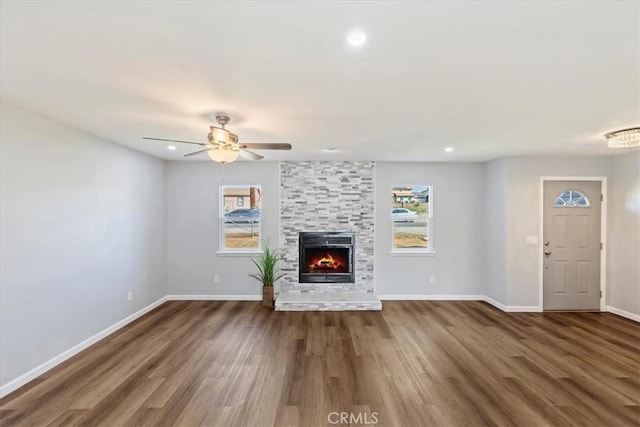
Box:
392 208 418 222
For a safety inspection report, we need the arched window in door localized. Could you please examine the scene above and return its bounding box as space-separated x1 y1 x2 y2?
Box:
554 190 590 207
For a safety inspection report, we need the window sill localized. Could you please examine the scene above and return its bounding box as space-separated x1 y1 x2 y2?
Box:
217 250 262 257
388 250 437 257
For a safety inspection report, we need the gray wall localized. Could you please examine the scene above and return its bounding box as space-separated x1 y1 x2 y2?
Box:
502 156 611 307
0 102 167 387
166 161 280 295
607 152 640 316
168 161 487 298
483 159 507 304
375 162 486 296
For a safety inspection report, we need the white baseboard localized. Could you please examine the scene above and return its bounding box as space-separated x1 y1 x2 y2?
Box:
606 305 640 322
166 294 262 301
378 294 541 312
483 296 541 312
482 296 508 311
378 294 484 301
0 296 168 399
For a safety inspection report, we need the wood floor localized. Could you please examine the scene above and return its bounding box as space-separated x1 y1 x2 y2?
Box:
1 301 638 426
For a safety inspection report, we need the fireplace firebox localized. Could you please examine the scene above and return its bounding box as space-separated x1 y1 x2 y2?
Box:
299 232 355 283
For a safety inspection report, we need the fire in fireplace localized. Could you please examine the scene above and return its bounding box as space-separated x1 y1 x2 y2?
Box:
299 232 355 283
305 248 349 273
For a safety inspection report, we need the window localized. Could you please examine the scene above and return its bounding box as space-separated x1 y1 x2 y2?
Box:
220 186 261 251
391 186 432 252
554 190 590 207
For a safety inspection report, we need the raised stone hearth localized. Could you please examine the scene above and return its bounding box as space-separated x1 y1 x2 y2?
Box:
275 290 382 311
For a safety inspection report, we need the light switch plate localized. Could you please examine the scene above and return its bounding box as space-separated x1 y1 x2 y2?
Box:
526 236 539 245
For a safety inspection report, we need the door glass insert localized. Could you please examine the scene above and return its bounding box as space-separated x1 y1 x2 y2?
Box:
554 190 590 207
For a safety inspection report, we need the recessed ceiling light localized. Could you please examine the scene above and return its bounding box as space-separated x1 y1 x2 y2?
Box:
444 147 454 153
346 30 367 47
322 148 341 153
167 145 177 151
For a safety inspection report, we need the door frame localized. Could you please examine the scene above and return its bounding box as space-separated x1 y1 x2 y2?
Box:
539 176 608 311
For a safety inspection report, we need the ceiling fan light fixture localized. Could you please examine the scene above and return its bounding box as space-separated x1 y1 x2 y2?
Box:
604 127 640 148
207 145 239 164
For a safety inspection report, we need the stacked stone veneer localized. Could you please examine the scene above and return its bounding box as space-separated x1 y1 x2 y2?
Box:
280 161 375 293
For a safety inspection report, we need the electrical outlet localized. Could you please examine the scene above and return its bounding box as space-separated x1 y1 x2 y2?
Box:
127 291 133 302
214 275 220 284
429 275 436 285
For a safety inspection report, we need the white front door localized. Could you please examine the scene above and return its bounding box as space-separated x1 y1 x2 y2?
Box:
543 181 602 310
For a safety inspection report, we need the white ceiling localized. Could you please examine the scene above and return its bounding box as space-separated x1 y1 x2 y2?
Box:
1 1 638 162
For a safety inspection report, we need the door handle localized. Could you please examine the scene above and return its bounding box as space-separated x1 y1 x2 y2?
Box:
544 249 552 256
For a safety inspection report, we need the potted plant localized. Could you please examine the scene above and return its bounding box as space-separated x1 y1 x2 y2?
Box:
249 240 285 307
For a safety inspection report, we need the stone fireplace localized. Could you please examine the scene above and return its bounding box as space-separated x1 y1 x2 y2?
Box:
277 161 381 311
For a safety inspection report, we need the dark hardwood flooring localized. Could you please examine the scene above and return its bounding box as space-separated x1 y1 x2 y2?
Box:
0 301 638 426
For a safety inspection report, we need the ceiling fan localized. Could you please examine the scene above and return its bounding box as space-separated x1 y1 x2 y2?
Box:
143 115 292 163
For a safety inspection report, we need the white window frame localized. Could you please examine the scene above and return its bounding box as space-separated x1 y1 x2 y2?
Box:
217 185 263 255
390 185 436 256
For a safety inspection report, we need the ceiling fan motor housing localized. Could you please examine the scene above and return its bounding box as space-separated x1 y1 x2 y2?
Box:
208 130 239 145
215 115 230 126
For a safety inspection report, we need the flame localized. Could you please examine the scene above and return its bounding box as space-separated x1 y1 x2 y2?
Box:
318 255 335 266
309 253 343 271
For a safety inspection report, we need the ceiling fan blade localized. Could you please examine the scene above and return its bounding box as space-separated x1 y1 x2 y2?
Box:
239 143 292 151
143 137 207 146
184 148 213 157
238 149 264 161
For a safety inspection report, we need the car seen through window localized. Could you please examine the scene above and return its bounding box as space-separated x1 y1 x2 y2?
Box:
224 208 261 223
391 208 418 222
